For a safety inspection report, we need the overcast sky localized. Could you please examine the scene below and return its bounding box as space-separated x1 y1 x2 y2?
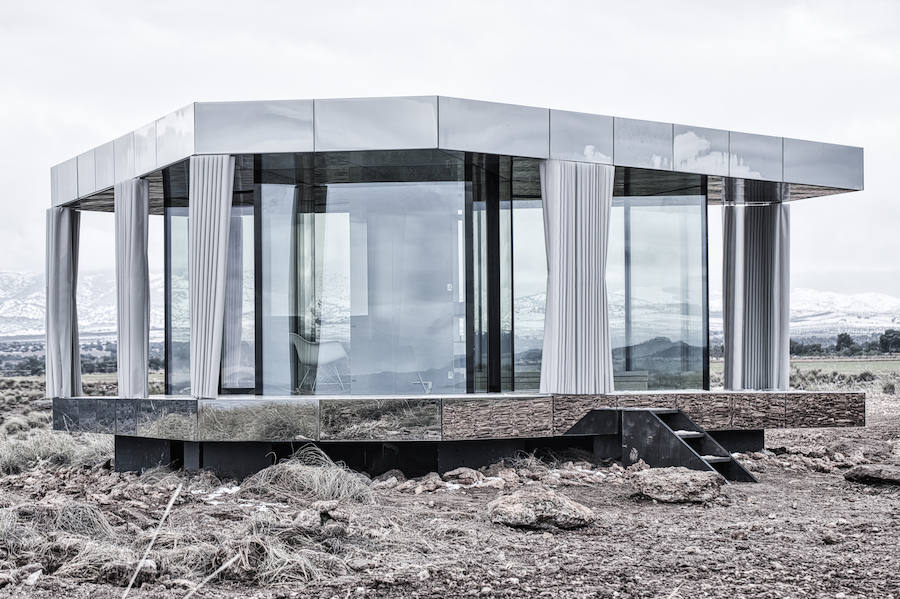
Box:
1 0 897 294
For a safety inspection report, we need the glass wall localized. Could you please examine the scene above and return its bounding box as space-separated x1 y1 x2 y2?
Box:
608 168 708 390
162 154 708 396
258 151 468 395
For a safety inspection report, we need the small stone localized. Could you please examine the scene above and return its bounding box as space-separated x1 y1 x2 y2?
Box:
417 569 430 581
23 570 40 586
373 469 406 483
443 467 484 485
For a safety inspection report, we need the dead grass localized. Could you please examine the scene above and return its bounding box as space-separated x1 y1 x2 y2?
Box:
54 502 116 539
241 445 372 503
0 429 111 474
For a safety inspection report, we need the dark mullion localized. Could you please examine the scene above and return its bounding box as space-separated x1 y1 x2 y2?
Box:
162 167 172 395
485 155 501 393
253 155 263 395
623 167 633 373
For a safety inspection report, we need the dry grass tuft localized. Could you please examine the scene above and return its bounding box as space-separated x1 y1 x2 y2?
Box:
0 429 111 474
235 536 322 584
54 539 135 580
241 445 371 503
0 507 36 555
54 502 115 539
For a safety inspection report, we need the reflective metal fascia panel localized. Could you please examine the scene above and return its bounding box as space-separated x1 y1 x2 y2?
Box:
674 124 729 176
549 109 613 164
50 164 59 205
315 96 438 151
319 397 441 441
783 138 863 190
76 149 96 197
114 132 136 183
136 399 198 441
56 157 79 204
614 117 673 170
729 131 783 181
94 141 116 191
133 121 158 177
156 104 195 167
195 100 314 154
198 398 319 442
438 97 549 158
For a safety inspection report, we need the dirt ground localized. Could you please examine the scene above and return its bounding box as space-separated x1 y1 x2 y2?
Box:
0 375 898 598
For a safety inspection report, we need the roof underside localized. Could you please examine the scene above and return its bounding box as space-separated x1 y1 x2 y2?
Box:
51 96 864 207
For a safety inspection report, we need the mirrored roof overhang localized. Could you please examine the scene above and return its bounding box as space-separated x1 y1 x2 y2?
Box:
50 96 864 206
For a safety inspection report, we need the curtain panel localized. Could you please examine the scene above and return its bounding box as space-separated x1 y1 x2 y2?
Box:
189 154 235 398
45 207 82 398
539 160 615 394
723 201 790 390
114 179 150 398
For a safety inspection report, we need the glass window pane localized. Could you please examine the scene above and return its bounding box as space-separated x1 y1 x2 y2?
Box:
221 205 255 390
164 161 190 395
609 168 707 390
259 150 466 395
512 159 545 391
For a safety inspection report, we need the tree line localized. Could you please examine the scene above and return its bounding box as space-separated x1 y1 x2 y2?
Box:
790 329 900 357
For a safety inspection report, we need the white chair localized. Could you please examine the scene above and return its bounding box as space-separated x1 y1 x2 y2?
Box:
289 333 348 391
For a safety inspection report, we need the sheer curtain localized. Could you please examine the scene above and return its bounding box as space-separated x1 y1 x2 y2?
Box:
115 178 150 398
189 154 235 398
45 207 82 398
540 160 615 394
723 198 790 390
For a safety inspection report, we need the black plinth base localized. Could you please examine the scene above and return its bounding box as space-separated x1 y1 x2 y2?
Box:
113 435 599 479
708 429 765 453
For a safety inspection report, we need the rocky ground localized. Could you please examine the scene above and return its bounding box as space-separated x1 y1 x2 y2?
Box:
0 375 896 598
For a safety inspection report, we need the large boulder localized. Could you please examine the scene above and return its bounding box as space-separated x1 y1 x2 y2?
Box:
487 489 594 529
630 467 723 503
844 464 900 485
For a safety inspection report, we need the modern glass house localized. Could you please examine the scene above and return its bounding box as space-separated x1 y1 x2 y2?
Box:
48 97 865 477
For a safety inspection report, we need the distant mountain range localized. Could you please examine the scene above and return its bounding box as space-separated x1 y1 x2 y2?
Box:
0 270 897 344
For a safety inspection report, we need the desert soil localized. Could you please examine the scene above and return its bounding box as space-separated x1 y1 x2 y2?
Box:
0 375 897 598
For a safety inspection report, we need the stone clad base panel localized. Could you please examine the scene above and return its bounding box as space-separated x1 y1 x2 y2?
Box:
53 390 864 442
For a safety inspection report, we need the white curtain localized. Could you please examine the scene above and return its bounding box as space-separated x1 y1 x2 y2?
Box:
723 201 790 390
189 154 235 398
115 179 150 398
540 160 615 394
45 207 82 398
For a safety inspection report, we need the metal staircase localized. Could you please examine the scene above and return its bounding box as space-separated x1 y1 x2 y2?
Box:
566 408 757 483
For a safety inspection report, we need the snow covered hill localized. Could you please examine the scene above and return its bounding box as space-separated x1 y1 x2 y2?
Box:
0 270 897 343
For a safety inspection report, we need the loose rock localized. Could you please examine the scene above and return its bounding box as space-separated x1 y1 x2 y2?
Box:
843 464 900 485
443 467 484 485
630 467 723 503
487 489 595 529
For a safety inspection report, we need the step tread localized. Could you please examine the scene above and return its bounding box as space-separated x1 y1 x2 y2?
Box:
673 430 704 439
702 455 732 463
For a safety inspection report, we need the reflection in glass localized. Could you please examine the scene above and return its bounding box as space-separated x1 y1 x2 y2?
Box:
259 151 467 395
221 205 255 390
608 168 707 390
164 160 190 394
512 159 545 391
